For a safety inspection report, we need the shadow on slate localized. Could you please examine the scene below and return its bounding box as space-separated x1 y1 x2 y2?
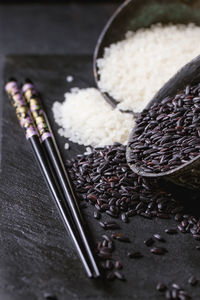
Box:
0 55 200 300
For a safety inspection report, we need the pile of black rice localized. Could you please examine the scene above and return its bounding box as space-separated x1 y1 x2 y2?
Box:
66 143 200 299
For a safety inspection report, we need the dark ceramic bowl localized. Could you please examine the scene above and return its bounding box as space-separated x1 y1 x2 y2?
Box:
94 0 200 113
126 55 200 190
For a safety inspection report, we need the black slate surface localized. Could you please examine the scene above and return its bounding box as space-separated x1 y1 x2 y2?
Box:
1 55 200 300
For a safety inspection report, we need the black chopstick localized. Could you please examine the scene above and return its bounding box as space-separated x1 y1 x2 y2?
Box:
5 80 93 278
22 80 100 278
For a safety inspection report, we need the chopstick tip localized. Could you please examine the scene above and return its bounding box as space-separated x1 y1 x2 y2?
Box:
93 269 101 279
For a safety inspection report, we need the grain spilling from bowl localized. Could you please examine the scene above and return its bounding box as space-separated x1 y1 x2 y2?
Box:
97 23 200 112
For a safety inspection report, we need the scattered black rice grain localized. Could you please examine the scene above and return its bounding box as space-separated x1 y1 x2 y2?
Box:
179 290 192 299
105 222 121 230
171 283 181 290
174 213 183 222
111 233 131 243
105 260 114 270
156 282 193 299
98 251 112 260
144 238 154 247
192 234 200 241
188 275 198 286
150 247 167 255
156 283 167 292
196 246 200 250
97 235 116 277
99 221 106 229
165 229 178 234
127 251 143 259
114 271 126 281
153 234 165 242
165 290 172 299
44 294 57 300
115 261 123 270
172 289 179 299
178 225 186 233
99 221 120 230
102 235 111 242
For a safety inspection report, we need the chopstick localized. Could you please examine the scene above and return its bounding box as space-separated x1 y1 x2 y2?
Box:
22 80 100 278
5 80 94 278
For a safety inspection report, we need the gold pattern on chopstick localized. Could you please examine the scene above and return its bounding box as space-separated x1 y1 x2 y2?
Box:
22 83 51 142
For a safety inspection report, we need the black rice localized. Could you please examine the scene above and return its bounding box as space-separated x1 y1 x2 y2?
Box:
66 144 200 293
156 283 167 292
144 238 154 247
128 83 200 173
188 275 198 286
150 247 167 255
153 234 165 242
67 144 183 226
165 229 177 235
127 251 143 259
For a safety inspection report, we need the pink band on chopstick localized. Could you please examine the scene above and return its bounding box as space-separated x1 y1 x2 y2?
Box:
5 80 37 139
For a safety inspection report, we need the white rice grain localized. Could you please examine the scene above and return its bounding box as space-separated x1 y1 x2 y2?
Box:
52 88 134 147
97 23 200 112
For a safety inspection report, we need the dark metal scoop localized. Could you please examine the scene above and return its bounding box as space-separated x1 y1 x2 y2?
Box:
93 0 200 113
126 55 200 190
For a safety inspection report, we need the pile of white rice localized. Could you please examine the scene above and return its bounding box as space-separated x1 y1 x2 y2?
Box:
53 23 200 147
52 88 134 147
97 23 200 112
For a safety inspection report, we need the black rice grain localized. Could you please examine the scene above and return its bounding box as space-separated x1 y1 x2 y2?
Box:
44 294 57 300
156 283 167 292
188 275 198 286
150 247 167 255
165 290 172 299
144 238 154 247
128 83 200 174
114 271 126 281
111 233 131 243
115 261 123 270
127 251 143 259
171 283 181 290
165 229 178 234
153 234 165 242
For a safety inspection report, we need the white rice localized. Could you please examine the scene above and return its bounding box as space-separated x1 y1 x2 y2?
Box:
97 23 200 112
53 23 200 148
66 75 74 83
52 88 134 147
84 146 93 155
64 142 70 150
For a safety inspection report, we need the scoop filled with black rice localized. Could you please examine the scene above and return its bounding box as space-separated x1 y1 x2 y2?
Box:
127 83 200 188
